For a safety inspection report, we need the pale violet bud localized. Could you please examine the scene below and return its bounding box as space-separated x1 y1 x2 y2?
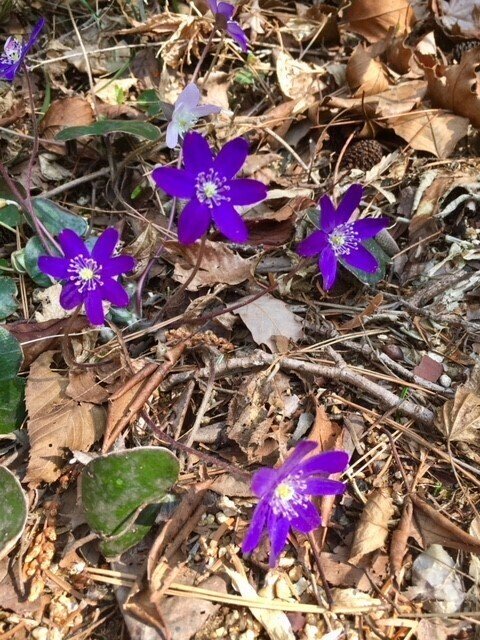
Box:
166 83 221 149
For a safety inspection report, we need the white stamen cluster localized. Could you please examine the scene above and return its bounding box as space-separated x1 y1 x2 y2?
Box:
2 38 22 63
195 168 230 208
68 255 102 293
328 222 360 257
271 474 309 519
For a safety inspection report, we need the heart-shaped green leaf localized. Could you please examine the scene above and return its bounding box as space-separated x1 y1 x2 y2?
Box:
81 447 179 542
0 326 23 379
99 504 161 560
32 198 88 237
0 466 27 561
0 277 18 320
56 120 161 142
0 378 26 434
23 237 52 287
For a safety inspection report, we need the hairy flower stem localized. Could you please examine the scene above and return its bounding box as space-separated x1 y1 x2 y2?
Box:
191 28 216 85
141 410 251 480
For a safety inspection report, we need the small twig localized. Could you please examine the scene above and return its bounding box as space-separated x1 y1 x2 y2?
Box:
185 350 216 448
40 167 110 199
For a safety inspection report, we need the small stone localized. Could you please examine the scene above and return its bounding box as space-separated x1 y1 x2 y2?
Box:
215 627 226 637
383 344 404 361
439 374 452 388
304 623 319 640
238 631 255 640
216 512 229 524
31 628 48 640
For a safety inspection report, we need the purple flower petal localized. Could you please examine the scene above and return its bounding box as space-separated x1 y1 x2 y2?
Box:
351 217 389 240
227 179 267 206
58 229 89 259
335 184 363 225
101 255 136 277
211 202 248 242
242 500 269 554
251 468 278 497
38 256 69 280
279 441 317 478
214 137 249 179
291 501 322 534
191 104 222 117
92 227 119 262
24 18 46 55
319 245 338 290
208 0 219 12
166 121 180 149
0 61 19 81
100 277 129 307
304 478 346 496
177 199 212 244
319 195 336 233
268 511 290 567
176 83 200 109
301 451 350 476
227 21 248 51
217 1 235 19
60 282 83 309
342 244 378 273
183 131 214 174
297 230 327 258
152 167 195 199
84 290 105 326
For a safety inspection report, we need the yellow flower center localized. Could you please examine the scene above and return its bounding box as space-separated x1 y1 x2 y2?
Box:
275 482 295 502
330 233 345 247
79 267 95 281
203 181 218 199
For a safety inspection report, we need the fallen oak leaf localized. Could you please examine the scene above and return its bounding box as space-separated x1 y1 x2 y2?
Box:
233 293 303 352
411 493 480 554
344 0 416 43
350 488 395 563
25 351 105 485
437 366 480 443
347 44 392 96
390 497 413 579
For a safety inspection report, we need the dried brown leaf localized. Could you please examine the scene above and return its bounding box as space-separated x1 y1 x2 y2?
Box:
350 488 395 563
344 0 416 43
346 44 391 96
421 48 480 127
233 293 303 352
275 50 323 100
25 352 106 484
432 0 480 39
411 494 480 554
66 369 109 405
390 497 413 578
40 97 94 141
165 240 253 291
437 367 480 443
328 80 427 118
388 110 468 158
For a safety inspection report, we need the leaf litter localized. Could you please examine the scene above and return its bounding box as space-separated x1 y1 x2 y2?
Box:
2 0 480 638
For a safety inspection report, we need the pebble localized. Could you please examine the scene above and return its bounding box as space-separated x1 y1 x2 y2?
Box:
439 374 452 388
238 631 255 640
304 623 319 640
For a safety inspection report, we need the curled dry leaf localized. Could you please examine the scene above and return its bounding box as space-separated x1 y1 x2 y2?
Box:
275 50 324 100
165 240 253 291
420 48 480 128
388 110 469 158
347 44 392 97
25 352 106 484
437 366 480 443
390 497 413 579
349 488 395 563
411 494 480 554
40 97 94 141
344 0 416 43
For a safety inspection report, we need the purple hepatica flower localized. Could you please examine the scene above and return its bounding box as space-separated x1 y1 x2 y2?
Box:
38 228 136 326
297 184 390 291
242 441 349 567
208 0 248 52
152 131 267 244
167 83 221 149
0 18 45 82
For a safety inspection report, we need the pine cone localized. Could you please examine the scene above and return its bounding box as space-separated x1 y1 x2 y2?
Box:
452 40 480 63
342 139 384 171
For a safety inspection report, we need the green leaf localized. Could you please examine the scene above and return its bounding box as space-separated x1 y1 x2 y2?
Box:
0 277 18 320
0 326 23 379
338 239 390 286
0 378 26 434
137 89 166 118
81 447 179 541
56 120 162 142
99 504 161 560
0 466 27 561
0 204 21 229
23 237 52 287
32 198 88 236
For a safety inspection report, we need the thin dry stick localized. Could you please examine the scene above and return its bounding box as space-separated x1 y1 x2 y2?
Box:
162 350 435 426
185 351 216 448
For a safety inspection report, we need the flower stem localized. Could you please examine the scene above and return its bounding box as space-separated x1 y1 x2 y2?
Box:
191 27 216 85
